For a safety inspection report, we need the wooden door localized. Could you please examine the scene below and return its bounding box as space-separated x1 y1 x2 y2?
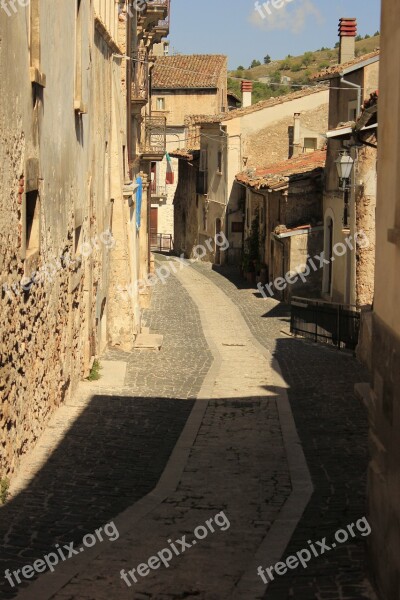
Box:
150 207 158 250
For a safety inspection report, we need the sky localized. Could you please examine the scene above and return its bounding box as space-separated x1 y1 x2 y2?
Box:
168 0 381 69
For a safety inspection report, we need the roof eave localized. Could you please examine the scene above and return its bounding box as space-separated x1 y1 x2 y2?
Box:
314 54 380 82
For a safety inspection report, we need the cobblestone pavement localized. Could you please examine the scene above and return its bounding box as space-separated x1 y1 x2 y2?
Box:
25 259 294 600
0 270 211 598
0 260 375 600
191 263 375 600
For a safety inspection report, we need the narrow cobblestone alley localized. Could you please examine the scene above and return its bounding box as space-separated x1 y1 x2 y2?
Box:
1 260 373 600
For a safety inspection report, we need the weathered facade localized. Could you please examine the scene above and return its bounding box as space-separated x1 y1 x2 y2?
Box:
236 150 326 300
150 54 227 243
181 88 329 265
172 121 227 261
362 2 400 598
314 27 379 307
0 0 168 478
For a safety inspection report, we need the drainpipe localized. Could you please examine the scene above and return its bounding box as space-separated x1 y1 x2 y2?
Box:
340 76 362 118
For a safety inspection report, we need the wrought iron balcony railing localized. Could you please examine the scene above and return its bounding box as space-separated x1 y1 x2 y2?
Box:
150 183 167 197
140 115 166 160
131 49 149 105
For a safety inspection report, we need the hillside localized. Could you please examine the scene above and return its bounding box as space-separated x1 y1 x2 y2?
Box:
228 34 380 104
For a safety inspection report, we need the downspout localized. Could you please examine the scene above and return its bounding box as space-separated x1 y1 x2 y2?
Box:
340 76 362 118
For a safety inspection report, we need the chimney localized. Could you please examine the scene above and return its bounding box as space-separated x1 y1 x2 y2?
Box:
292 113 301 156
339 18 357 64
241 80 253 108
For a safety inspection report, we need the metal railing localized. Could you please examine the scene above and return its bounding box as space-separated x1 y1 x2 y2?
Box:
131 49 148 103
290 296 361 350
150 183 167 197
150 233 173 252
140 115 167 157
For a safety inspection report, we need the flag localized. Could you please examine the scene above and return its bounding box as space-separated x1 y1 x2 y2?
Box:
165 152 174 185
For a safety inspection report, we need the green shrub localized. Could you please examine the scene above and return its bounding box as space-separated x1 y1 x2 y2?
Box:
0 478 9 505
88 359 102 381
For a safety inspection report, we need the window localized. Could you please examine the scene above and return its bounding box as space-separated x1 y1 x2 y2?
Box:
199 149 208 172
74 225 82 256
217 151 223 174
304 138 317 153
25 190 40 258
231 221 244 233
156 97 165 111
348 100 358 121
196 171 208 195
198 149 208 194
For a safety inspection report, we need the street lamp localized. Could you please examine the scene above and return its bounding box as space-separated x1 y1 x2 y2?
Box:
335 150 354 232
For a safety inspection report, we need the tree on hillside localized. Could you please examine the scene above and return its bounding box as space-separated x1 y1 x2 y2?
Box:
302 51 313 66
250 59 261 68
237 65 244 71
279 60 291 71
270 71 281 84
264 55 271 64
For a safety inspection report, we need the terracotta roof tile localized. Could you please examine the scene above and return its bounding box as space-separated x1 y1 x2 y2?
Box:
236 150 326 189
313 50 380 80
185 86 328 123
152 55 227 89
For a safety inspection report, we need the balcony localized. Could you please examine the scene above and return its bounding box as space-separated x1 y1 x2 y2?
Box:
139 0 169 30
151 182 168 198
140 115 166 161
153 13 170 42
131 49 149 106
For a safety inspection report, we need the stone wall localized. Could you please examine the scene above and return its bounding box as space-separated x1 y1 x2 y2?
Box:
355 139 377 308
173 158 199 257
245 103 329 167
366 2 400 599
0 2 129 477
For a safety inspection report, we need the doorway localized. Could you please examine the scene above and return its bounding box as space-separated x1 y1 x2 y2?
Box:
150 207 158 251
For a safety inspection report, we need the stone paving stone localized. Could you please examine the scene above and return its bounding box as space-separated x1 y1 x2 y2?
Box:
0 269 212 599
44 259 292 599
191 263 375 600
0 259 375 600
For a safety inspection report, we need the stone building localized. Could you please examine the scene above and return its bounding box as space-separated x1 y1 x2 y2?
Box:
236 150 326 301
358 2 400 598
171 120 228 261
313 19 379 307
0 0 168 478
174 86 328 264
150 54 228 245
